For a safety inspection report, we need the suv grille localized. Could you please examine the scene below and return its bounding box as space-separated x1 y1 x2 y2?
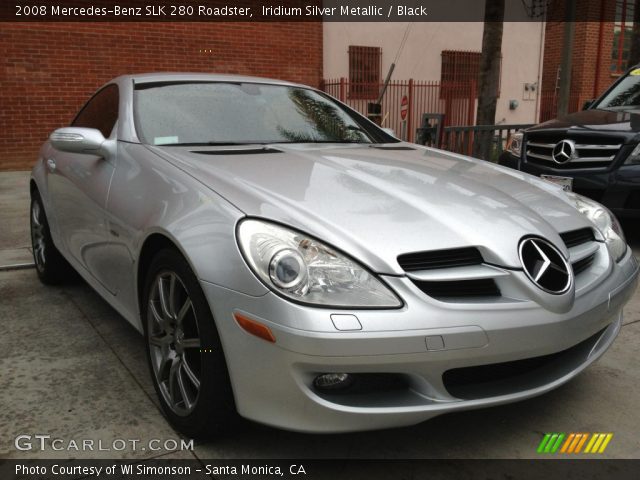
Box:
525 133 622 169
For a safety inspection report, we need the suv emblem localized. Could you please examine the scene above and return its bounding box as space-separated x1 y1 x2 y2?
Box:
552 139 576 164
519 238 572 294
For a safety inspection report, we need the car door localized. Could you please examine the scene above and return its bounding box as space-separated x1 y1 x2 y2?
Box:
46 84 119 292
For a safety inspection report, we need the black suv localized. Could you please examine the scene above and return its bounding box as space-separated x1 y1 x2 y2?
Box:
499 66 640 218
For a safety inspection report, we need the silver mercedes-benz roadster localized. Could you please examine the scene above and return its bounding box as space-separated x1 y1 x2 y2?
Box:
30 73 638 437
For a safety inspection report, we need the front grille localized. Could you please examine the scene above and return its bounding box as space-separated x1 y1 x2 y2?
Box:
411 279 501 300
572 254 596 275
525 133 622 169
560 227 595 248
397 247 483 272
559 228 597 276
398 247 500 301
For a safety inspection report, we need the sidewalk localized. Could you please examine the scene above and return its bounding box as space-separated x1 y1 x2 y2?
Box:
0 171 33 269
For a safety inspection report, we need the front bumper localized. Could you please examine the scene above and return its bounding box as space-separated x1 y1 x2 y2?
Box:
498 152 640 218
201 248 638 433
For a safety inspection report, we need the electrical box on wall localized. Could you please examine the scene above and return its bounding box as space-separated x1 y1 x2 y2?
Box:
522 82 537 101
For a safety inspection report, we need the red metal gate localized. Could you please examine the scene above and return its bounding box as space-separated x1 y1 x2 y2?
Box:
321 78 476 142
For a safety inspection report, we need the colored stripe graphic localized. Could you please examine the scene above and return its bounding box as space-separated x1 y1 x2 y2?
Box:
584 433 614 454
537 433 552 453
537 433 565 453
539 433 614 454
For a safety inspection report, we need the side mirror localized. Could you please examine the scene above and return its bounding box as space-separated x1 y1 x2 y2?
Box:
582 99 595 110
49 127 115 158
381 127 396 138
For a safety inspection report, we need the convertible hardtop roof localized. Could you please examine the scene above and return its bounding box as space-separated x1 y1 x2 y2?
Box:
116 72 306 88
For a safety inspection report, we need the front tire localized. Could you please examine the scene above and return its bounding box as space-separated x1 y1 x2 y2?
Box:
142 249 236 439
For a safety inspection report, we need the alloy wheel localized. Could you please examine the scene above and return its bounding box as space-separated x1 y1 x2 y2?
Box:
147 271 202 416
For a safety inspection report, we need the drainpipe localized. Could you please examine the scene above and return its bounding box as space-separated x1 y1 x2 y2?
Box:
534 18 545 122
557 0 576 117
593 0 606 98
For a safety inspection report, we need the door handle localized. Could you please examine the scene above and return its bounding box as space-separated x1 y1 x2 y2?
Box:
46 158 56 172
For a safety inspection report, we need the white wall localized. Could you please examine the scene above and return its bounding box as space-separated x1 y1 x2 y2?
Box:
323 20 545 125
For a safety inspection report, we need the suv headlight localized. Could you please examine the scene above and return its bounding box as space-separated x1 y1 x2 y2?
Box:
566 192 627 261
237 219 402 308
506 131 524 157
624 143 640 164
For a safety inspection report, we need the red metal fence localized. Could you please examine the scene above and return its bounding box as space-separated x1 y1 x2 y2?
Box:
321 78 477 143
538 92 585 122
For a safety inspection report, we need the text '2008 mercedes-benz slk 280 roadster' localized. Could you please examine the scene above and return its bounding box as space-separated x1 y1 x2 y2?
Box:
30 73 638 438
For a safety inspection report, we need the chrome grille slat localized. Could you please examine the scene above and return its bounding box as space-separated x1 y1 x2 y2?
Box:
526 150 615 163
527 141 556 148
526 151 553 161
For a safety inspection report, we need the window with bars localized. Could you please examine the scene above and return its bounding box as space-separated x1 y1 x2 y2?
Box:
441 50 481 87
348 45 381 99
612 0 635 73
440 50 500 98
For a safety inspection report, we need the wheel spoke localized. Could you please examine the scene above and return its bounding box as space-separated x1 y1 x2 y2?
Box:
176 298 192 327
158 276 173 320
181 358 201 389
181 337 200 349
168 357 181 406
149 301 169 332
168 274 177 319
176 363 193 410
156 350 173 385
32 203 40 226
149 333 171 348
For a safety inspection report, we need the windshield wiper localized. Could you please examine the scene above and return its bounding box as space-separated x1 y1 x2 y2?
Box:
273 139 370 144
160 141 259 146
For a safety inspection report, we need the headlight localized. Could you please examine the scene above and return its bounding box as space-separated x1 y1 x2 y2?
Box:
624 143 640 164
566 192 627 261
237 219 402 308
506 131 524 157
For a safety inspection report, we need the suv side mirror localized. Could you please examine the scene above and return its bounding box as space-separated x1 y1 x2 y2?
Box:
49 127 115 158
583 99 595 110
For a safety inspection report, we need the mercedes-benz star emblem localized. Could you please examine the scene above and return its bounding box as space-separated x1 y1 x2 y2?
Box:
551 139 576 164
518 238 572 294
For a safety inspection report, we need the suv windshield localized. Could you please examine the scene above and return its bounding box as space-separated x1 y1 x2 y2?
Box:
134 82 374 145
594 70 640 109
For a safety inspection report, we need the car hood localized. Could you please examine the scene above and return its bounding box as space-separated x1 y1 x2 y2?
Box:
529 108 640 134
149 143 593 274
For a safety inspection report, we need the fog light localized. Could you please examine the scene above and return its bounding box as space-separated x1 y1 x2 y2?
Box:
313 373 354 391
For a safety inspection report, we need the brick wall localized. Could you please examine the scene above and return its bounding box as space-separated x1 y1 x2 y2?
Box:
0 22 323 170
540 0 616 121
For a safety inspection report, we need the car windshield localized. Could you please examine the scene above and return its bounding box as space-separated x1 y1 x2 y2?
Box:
134 82 374 145
594 71 640 109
